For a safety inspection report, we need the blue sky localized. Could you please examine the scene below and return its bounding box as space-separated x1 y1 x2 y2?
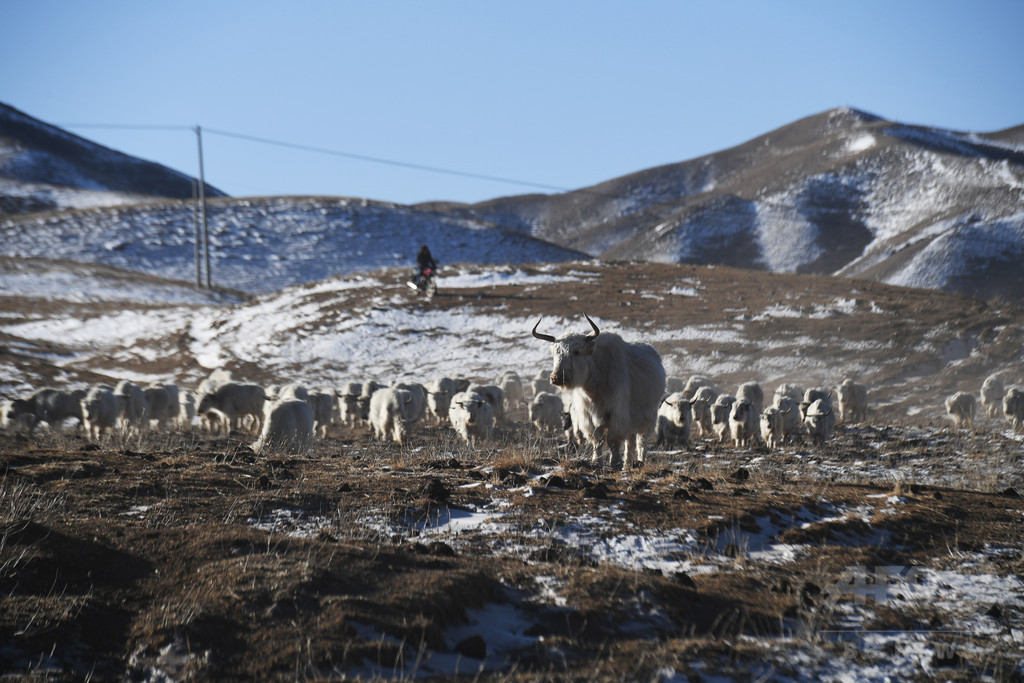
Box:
3 0 1022 205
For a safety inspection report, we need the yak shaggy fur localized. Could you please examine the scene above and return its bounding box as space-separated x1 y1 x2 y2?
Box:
533 315 665 468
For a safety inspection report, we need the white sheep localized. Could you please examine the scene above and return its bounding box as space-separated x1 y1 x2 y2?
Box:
804 398 836 446
736 382 765 416
760 405 785 450
306 390 335 438
81 386 119 440
771 395 802 442
422 378 455 424
448 390 495 446
945 392 977 430
115 380 148 433
1003 387 1024 431
656 392 691 448
689 386 718 439
369 387 416 445
197 382 267 434
529 391 564 433
711 395 736 443
729 398 759 448
252 399 315 455
836 378 868 424
143 383 180 430
981 374 1005 419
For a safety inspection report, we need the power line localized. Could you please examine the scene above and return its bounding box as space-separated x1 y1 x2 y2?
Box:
59 123 192 131
202 127 571 193
60 122 571 193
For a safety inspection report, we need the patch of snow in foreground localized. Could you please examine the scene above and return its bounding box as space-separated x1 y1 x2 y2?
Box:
2 308 196 355
0 267 233 306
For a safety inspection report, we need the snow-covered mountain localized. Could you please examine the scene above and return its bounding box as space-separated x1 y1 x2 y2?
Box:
0 102 225 215
2 102 1023 301
443 108 1024 302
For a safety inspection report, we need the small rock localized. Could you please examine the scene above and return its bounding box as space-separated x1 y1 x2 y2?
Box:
731 467 750 482
501 472 527 487
454 634 487 660
674 571 697 589
423 478 450 502
427 541 456 557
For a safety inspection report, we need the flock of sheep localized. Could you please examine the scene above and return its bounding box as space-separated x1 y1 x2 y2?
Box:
945 373 1024 432
3 362 1020 464
0 363 864 461
0 369 570 455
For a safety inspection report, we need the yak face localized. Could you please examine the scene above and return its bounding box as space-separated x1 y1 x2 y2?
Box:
532 315 600 389
547 333 597 388
661 393 689 424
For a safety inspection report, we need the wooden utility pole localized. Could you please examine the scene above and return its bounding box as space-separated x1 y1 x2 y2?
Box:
192 179 202 287
195 125 211 289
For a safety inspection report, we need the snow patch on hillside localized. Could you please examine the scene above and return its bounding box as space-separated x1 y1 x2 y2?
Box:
0 198 585 293
845 134 877 155
755 198 822 272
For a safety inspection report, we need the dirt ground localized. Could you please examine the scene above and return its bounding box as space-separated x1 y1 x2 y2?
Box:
2 420 1023 681
3 261 1024 680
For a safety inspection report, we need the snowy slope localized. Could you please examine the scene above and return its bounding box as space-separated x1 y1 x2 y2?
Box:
0 196 587 293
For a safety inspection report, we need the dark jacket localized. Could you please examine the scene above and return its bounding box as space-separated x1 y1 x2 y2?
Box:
417 247 437 272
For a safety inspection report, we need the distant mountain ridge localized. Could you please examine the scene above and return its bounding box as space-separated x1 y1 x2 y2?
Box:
0 102 225 215
438 107 1024 302
2 102 1023 301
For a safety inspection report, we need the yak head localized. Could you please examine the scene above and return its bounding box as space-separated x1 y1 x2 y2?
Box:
531 314 600 389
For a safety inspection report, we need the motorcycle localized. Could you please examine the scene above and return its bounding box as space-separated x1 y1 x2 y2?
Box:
408 267 437 299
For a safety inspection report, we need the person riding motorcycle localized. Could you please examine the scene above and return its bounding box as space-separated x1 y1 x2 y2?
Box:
414 245 437 287
409 244 438 296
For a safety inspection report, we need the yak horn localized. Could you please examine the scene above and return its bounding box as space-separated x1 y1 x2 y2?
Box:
584 313 600 340
532 318 556 342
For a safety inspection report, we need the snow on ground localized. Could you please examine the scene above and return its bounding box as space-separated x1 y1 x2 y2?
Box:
247 459 1024 681
0 197 586 293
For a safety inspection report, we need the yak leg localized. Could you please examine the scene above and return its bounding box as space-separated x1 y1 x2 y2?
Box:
634 433 648 465
608 436 626 470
